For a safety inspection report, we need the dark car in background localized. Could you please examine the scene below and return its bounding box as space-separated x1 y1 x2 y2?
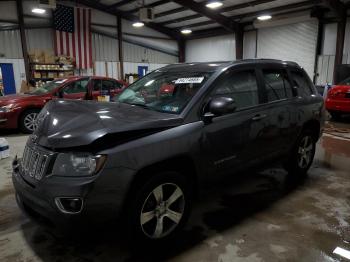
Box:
326 77 350 119
0 76 126 133
12 60 324 243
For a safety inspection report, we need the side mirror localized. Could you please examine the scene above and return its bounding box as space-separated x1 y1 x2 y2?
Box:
204 97 237 120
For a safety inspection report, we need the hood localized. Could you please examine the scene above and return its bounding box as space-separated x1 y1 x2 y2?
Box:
0 93 45 106
34 100 183 149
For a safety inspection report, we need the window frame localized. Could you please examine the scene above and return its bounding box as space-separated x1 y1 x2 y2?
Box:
256 65 295 104
61 78 89 94
288 68 315 97
202 66 265 114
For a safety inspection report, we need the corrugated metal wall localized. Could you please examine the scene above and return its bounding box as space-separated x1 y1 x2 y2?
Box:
186 35 236 62
257 20 318 78
123 42 177 64
91 33 177 65
0 30 22 58
343 19 350 64
92 33 118 62
26 28 54 52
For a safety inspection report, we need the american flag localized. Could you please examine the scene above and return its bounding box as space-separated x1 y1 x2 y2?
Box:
53 5 92 69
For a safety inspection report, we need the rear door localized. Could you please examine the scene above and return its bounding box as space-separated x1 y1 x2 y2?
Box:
109 80 124 97
61 79 89 100
255 65 297 158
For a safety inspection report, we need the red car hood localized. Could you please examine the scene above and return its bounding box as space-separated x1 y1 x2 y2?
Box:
0 93 48 106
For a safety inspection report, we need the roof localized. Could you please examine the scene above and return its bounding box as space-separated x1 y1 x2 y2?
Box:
157 59 301 72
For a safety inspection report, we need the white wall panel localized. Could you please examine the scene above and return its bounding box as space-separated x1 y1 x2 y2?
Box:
186 35 236 62
124 62 168 75
343 19 350 64
123 42 177 64
257 20 318 78
0 30 22 58
321 23 337 55
0 58 26 92
92 33 118 62
26 28 54 52
243 30 257 59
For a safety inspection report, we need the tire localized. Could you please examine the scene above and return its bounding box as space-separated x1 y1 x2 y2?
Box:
19 109 41 134
330 111 341 120
126 171 192 243
284 130 316 178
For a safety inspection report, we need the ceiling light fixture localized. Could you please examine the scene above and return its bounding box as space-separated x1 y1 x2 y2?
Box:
32 8 46 14
257 14 272 21
206 1 223 9
181 28 192 34
132 21 144 28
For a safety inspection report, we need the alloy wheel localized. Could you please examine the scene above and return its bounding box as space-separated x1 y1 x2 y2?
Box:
140 183 185 239
297 135 314 169
24 113 38 132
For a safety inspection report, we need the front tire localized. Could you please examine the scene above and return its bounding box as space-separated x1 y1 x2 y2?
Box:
285 130 316 178
127 172 192 243
19 109 40 134
329 111 342 120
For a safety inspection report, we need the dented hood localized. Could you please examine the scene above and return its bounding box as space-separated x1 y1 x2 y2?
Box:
34 100 183 149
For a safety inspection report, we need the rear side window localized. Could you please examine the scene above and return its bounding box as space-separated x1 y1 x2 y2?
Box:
212 70 259 110
262 70 293 102
102 80 114 92
291 71 314 97
63 79 88 94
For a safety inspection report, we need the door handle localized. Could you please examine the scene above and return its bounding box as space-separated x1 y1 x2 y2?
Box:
252 114 267 121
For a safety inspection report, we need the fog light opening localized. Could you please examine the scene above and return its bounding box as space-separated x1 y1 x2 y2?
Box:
55 197 83 214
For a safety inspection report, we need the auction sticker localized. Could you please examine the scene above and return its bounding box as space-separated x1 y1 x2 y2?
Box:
175 77 204 84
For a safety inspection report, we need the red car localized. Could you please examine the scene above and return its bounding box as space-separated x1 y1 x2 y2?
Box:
326 77 350 119
0 76 126 133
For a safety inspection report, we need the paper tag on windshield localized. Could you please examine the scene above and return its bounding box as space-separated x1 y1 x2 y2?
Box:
175 77 204 84
55 79 67 84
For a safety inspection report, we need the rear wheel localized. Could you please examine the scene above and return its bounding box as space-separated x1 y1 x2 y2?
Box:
19 109 40 134
285 130 316 178
127 172 192 243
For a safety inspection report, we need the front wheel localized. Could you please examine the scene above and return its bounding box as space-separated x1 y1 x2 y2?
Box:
285 131 316 178
329 111 342 120
19 109 40 134
127 172 192 242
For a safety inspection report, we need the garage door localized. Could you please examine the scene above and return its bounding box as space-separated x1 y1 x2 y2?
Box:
257 20 318 78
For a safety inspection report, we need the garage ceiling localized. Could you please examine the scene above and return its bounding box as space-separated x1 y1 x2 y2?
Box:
78 0 350 39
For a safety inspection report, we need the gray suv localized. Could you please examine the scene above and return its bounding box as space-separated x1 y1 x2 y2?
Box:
12 59 325 241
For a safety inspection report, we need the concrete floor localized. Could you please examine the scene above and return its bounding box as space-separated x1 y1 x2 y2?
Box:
0 119 350 262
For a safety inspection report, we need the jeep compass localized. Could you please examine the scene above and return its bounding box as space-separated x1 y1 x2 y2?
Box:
12 60 325 241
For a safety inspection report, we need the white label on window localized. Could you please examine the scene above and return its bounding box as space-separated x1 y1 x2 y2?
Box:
55 79 68 84
175 77 204 84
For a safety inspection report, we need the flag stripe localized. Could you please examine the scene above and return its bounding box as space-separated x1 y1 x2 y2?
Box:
54 5 92 70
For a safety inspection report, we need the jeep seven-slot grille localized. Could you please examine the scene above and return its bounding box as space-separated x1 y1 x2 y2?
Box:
21 144 52 180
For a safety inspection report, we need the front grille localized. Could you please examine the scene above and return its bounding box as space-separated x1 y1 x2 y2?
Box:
21 144 53 180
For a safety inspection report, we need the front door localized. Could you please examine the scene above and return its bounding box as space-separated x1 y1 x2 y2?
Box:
201 68 270 175
60 78 89 100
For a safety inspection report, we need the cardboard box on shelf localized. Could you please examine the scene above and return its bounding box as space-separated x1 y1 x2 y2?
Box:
34 72 41 78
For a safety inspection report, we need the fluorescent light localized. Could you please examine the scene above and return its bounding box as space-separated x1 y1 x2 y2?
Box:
333 247 350 259
181 29 192 34
32 8 46 14
132 22 144 28
257 15 272 21
206 1 223 9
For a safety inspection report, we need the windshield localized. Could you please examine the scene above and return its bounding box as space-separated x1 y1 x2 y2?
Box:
116 70 213 114
339 76 350 86
29 79 67 95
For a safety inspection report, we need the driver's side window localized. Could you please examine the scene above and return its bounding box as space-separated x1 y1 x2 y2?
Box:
211 70 259 110
63 79 88 94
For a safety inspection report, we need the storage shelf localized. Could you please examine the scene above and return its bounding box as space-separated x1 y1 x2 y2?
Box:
32 69 74 72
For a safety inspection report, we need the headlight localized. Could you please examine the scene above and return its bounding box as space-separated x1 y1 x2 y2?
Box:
0 104 15 113
52 153 107 176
